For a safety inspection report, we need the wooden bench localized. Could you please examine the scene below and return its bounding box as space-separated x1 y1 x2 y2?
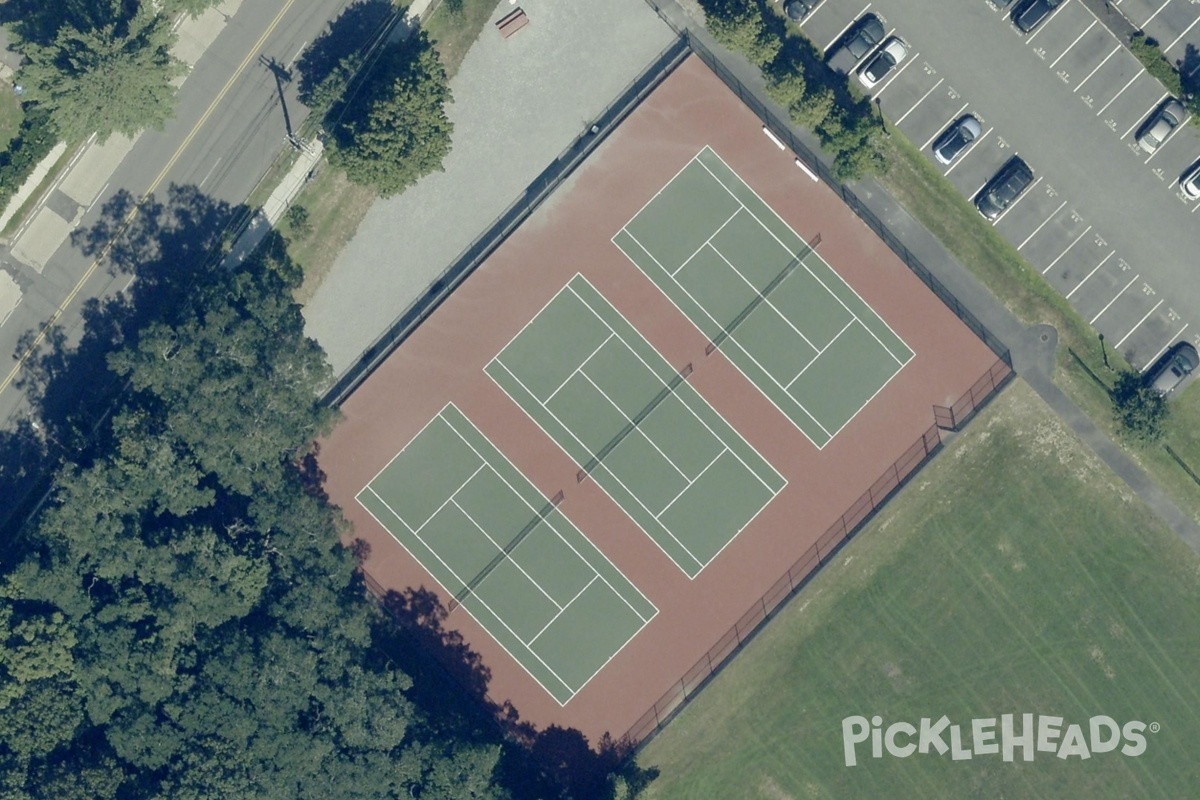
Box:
496 8 529 38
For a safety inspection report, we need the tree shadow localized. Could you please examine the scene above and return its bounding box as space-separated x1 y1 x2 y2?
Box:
1179 43 1200 99
0 0 138 48
294 0 398 106
368 578 659 799
2 184 244 543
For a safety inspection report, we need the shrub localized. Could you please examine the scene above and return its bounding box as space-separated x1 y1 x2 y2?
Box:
0 105 60 216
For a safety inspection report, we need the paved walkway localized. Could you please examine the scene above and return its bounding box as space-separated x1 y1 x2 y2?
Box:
302 0 676 373
651 0 1200 553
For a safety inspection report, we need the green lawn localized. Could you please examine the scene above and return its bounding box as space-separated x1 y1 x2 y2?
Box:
0 90 22 152
640 380 1200 799
422 0 503 79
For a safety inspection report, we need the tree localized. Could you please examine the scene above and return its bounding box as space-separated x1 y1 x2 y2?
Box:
160 0 223 17
700 0 781 68
1111 370 1169 443
325 36 454 196
18 7 186 142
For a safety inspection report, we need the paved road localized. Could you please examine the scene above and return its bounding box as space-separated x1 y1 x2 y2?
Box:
795 0 1200 370
0 0 356 428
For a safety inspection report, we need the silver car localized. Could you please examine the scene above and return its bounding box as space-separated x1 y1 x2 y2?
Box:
857 37 908 91
1146 343 1198 395
1136 99 1185 154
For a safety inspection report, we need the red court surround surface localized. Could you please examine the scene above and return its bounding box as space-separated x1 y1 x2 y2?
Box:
317 55 999 743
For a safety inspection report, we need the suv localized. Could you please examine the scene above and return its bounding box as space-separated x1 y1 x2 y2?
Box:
975 156 1034 220
827 13 885 75
1145 342 1198 395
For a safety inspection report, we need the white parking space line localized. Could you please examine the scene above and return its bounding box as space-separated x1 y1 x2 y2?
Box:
1018 200 1068 250
944 127 992 176
1165 15 1200 53
1026 0 1071 44
921 102 969 150
1115 299 1164 348
1090 273 1140 324
1042 225 1092 274
1066 251 1114 298
1141 0 1173 28
1050 20 1097 70
1123 92 1168 139
994 175 1042 224
1147 323 1189 366
1144 114 1190 163
872 51 919 97
1098 69 1144 116
1076 45 1121 93
895 78 944 125
824 3 870 52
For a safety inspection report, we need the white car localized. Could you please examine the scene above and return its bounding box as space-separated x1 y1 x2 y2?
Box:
1180 161 1200 199
857 37 908 91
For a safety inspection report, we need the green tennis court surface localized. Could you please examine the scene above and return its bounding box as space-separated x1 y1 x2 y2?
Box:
613 146 914 448
486 275 785 579
357 403 656 705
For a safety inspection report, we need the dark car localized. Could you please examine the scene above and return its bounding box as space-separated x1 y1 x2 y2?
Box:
932 115 983 166
827 13 885 74
1145 342 1198 395
785 0 816 22
1012 0 1062 33
975 156 1034 220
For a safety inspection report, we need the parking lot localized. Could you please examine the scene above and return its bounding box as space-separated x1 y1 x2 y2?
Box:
791 0 1200 370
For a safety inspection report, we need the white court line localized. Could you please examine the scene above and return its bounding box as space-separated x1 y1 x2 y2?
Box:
452 496 563 610
1146 323 1189 366
870 50 919 98
614 152 715 240
1025 0 1069 44
1075 44 1120 92
895 77 944 125
670 206 743 277
823 2 870 52
528 575 599 645
1115 299 1163 348
1041 225 1092 274
785 318 856 389
708 241 821 352
1166 15 1200 54
1066 250 1114 298
1050 20 1096 70
624 228 834 442
1124 93 1167 140
356 411 462 506
578 369 691 482
694 151 913 367
1090 273 1140 324
564 279 782 495
1098 69 1144 116
992 174 1041 225
921 102 970 151
654 447 728 521
544 332 614 405
944 127 992 176
1141 0 1173 28
1017 199 1068 250
438 403 657 624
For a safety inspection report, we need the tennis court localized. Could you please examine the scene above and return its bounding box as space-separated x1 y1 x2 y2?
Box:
486 275 785 579
613 146 914 448
356 403 657 705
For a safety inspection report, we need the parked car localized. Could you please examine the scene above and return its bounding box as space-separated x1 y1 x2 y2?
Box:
975 156 1034 220
1180 160 1200 199
932 115 983 166
1136 99 1185 154
1012 0 1062 33
1145 342 1198 395
857 36 908 91
827 13 885 74
785 0 816 22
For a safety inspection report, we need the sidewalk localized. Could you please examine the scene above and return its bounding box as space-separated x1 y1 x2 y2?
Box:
650 0 1200 553
222 140 324 270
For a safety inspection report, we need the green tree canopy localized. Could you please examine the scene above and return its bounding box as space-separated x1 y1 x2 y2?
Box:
18 6 186 142
1111 369 1169 443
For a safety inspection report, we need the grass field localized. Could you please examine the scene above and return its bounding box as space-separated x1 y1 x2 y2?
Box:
0 91 23 153
639 380 1200 799
877 132 1200 530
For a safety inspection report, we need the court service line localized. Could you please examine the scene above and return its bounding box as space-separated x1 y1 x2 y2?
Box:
1115 299 1163 349
542 332 614 406
784 318 858 390
653 447 728 522
670 206 744 277
363 484 577 697
0 0 300 398
1066 251 1114 298
618 229 833 447
528 575 601 646
452 497 564 611
708 243 821 352
408 463 487 533
490 357 706 573
1090 273 1140 324
578 370 692 482
438 404 657 624
564 279 784 495
694 150 913 366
